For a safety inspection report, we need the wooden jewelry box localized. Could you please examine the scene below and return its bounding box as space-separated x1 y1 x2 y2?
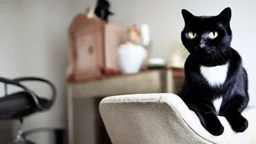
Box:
67 13 127 82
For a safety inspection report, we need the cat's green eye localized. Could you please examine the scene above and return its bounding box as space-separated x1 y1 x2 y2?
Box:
187 32 197 39
208 31 218 39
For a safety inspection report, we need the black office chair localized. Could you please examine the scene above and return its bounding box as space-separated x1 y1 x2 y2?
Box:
0 77 56 144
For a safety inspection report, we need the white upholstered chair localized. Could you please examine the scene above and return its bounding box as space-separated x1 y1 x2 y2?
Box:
99 93 256 144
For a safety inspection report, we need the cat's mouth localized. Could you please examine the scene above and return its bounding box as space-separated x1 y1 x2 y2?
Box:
191 46 214 55
190 47 229 64
190 47 220 59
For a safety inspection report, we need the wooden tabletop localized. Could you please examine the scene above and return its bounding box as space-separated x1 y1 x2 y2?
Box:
67 67 184 84
67 67 184 98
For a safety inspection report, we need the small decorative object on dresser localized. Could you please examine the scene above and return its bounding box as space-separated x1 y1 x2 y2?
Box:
118 43 147 74
67 8 127 82
117 24 147 74
94 0 114 22
140 24 153 66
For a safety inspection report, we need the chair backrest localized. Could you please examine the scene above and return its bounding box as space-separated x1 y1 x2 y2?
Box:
99 93 256 144
99 93 213 144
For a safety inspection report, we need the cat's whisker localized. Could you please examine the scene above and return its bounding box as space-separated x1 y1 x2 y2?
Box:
213 51 226 63
179 48 189 58
179 50 184 57
225 50 232 60
204 111 215 114
215 53 225 63
218 48 230 61
212 52 223 64
179 48 184 54
218 53 228 63
181 50 187 57
205 103 215 111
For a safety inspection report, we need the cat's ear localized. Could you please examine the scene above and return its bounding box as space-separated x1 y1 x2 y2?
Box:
181 9 194 23
217 7 232 24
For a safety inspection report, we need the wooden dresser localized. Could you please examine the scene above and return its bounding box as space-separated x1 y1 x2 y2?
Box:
67 68 184 144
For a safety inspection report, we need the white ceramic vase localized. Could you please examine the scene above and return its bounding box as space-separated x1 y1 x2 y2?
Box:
118 43 147 74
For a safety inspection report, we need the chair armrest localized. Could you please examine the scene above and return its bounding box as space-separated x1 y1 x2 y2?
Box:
11 77 57 110
0 77 43 110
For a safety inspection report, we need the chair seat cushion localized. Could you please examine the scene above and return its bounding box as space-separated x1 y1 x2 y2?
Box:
0 91 49 119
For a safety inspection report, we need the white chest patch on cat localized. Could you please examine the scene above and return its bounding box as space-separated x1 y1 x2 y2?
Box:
200 63 229 87
213 97 223 115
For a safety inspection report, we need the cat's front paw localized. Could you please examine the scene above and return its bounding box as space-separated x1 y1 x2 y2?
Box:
229 115 248 132
204 122 224 136
199 114 224 136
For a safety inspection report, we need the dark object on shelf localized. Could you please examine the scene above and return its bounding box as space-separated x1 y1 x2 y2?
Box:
94 0 114 22
0 77 57 144
147 65 165 70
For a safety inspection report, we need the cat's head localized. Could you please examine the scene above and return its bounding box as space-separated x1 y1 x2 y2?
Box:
181 7 232 63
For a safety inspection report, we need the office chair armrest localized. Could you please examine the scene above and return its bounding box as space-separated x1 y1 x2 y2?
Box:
12 77 57 110
0 77 44 110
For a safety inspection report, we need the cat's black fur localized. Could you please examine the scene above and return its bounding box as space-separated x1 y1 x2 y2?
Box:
179 7 249 136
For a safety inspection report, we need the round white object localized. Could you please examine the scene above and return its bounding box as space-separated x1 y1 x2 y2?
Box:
118 43 147 74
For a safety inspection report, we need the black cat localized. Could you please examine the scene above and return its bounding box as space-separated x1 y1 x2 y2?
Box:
179 7 249 136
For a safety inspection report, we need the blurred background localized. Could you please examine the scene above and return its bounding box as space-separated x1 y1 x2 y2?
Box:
0 0 255 144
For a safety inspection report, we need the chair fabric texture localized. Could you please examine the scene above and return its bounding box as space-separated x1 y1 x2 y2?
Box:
99 93 256 144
